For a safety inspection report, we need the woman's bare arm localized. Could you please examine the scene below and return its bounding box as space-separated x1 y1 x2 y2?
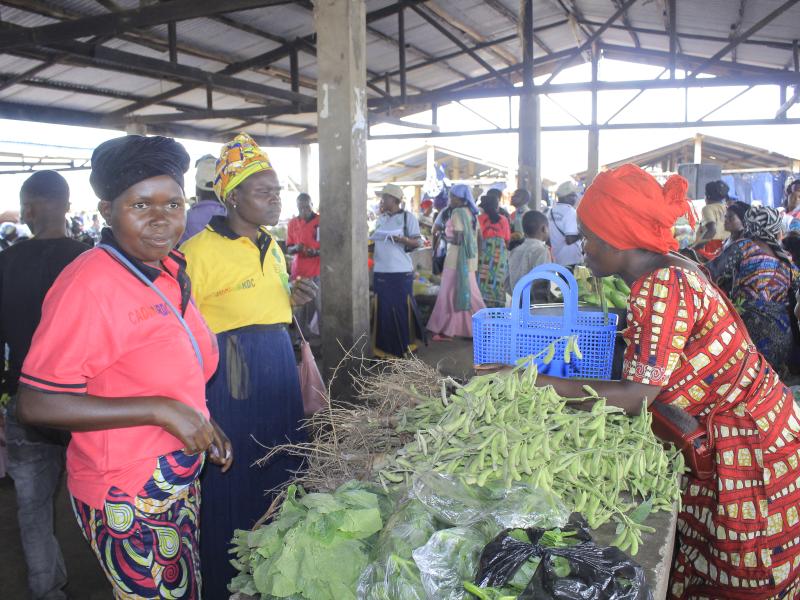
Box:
535 374 662 415
17 386 216 454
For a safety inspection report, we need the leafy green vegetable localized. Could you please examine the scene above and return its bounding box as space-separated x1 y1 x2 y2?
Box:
413 526 489 600
357 499 435 600
508 556 540 590
507 528 530 543
228 482 384 599
372 499 437 560
463 581 517 600
540 528 578 548
357 554 427 600
550 556 572 578
628 498 653 525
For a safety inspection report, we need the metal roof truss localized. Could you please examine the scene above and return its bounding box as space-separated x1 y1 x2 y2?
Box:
0 0 796 145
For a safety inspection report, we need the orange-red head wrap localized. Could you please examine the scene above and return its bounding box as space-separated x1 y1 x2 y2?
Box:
577 164 695 254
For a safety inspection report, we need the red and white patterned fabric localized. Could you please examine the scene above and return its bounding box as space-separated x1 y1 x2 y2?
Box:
624 266 800 599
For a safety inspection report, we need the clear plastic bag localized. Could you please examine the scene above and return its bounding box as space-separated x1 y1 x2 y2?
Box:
357 555 427 600
357 499 436 600
412 526 489 600
411 472 569 530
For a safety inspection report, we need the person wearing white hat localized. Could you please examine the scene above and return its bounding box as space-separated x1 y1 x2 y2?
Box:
371 184 425 356
178 154 226 244
548 180 583 269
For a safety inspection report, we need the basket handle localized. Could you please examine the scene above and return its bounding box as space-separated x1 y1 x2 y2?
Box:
510 263 578 331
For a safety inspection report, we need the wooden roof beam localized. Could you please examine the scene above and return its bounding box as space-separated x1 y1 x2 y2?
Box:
106 0 429 118
553 0 597 55
543 0 638 85
31 39 317 107
367 18 570 86
730 0 747 62
0 72 224 114
576 19 796 51
4 0 319 96
289 1 471 81
611 0 641 48
483 0 552 54
410 4 513 87
0 98 306 145
601 43 800 81
422 2 518 67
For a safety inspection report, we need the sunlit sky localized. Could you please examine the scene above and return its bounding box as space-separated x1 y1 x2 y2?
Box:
0 59 798 217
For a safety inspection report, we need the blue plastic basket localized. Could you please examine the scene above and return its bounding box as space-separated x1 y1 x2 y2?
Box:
473 263 618 379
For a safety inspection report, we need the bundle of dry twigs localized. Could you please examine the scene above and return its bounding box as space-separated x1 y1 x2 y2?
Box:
257 351 443 493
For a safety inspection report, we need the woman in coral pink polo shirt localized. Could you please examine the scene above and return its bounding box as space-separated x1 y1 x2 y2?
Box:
17 135 231 599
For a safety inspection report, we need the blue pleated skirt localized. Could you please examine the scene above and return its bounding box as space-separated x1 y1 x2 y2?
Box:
199 324 305 600
373 271 426 358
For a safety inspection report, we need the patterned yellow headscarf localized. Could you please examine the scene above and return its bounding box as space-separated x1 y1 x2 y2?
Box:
214 132 274 201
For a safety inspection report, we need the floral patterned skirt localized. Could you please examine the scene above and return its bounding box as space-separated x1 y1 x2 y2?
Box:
70 450 203 599
478 236 509 308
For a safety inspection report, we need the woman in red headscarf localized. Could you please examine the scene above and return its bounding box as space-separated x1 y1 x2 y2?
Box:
536 164 800 599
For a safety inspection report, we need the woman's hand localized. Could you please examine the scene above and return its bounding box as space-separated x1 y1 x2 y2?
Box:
291 277 318 307
208 419 233 472
155 400 215 455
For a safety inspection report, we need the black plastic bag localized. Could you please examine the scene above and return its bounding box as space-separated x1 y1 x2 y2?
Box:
472 514 651 600
520 543 651 600
475 514 591 588
474 532 538 589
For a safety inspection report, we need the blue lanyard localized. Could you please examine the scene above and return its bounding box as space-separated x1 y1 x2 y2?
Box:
99 244 203 369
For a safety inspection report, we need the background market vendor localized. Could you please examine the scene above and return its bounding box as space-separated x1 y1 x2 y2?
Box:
536 164 800 600
180 133 316 600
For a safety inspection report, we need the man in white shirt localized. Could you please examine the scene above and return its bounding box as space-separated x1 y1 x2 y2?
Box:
549 181 583 269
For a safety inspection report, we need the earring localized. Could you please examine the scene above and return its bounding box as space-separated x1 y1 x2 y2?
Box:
231 203 237 208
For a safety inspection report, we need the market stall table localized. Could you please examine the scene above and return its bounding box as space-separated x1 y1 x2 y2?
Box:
229 503 678 600
593 500 678 600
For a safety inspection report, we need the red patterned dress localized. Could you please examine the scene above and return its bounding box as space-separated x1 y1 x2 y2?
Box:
623 266 800 599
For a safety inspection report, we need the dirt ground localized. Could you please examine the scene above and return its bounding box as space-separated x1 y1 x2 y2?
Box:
0 473 111 599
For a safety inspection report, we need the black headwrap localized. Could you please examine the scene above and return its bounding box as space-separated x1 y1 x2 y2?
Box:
89 135 190 202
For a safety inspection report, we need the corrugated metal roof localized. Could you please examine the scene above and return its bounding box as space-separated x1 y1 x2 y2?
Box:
573 133 800 180
0 0 797 144
368 143 510 182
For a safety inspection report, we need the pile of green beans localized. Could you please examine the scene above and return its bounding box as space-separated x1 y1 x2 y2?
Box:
377 362 684 555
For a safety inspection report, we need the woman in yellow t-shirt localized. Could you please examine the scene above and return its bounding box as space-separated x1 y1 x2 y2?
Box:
180 133 315 600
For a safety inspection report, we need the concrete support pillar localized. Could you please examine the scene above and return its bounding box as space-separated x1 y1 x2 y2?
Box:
299 144 310 194
518 0 541 209
587 44 600 183
693 134 703 164
315 0 369 387
518 98 541 207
